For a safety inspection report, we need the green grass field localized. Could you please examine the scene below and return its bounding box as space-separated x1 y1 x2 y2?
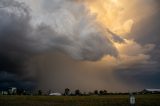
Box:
0 94 160 106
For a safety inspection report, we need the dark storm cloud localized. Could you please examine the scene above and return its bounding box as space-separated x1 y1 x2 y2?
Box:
0 0 118 89
0 1 46 90
0 0 160 91
0 0 32 75
0 0 118 64
0 71 36 89
32 24 117 61
114 65 160 90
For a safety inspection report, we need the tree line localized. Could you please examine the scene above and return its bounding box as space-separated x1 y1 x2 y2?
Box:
2 87 141 96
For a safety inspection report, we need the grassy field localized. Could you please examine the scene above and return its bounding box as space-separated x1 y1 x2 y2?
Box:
0 94 160 106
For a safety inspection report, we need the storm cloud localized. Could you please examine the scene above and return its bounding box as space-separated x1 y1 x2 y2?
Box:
0 0 160 92
0 0 117 89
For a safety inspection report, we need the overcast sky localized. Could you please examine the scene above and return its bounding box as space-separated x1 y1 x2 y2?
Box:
0 0 160 92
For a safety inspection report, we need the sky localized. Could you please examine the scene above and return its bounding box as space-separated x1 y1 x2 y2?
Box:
0 0 160 92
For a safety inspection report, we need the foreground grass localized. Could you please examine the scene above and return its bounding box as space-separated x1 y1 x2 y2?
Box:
0 94 160 106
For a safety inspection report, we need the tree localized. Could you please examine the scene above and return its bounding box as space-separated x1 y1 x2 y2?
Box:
75 89 81 96
17 89 24 95
94 90 99 95
38 90 42 95
64 88 70 96
103 90 108 95
99 90 104 95
99 90 108 95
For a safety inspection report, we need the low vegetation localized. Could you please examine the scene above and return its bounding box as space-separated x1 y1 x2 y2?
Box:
0 94 160 106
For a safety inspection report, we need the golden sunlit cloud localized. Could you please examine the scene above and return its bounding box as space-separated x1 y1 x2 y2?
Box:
84 0 134 36
81 0 156 67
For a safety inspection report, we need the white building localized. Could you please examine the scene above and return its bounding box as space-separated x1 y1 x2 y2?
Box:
142 89 160 94
1 91 8 95
8 87 17 95
49 92 62 96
